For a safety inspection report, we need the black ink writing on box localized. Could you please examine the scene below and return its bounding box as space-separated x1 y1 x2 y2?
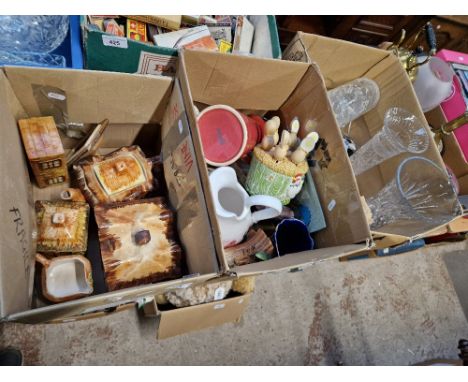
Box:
9 206 31 278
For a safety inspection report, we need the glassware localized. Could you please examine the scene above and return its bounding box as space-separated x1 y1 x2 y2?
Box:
350 107 429 176
0 16 69 53
327 77 380 129
367 156 460 232
0 16 69 67
0 50 66 67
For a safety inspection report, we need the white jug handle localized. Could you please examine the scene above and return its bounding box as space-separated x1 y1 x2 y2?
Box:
247 195 283 223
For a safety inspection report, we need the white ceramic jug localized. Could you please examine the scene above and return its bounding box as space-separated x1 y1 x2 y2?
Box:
209 167 282 248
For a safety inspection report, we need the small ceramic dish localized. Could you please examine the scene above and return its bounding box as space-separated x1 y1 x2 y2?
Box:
36 253 93 303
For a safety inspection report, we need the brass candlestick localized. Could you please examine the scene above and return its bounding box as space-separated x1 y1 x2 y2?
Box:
432 111 468 153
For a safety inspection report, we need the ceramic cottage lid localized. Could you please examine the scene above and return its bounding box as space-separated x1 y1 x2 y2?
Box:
197 105 247 166
18 116 64 160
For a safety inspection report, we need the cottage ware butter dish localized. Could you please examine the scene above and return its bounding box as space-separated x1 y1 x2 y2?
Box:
94 198 183 291
35 200 90 254
73 145 154 206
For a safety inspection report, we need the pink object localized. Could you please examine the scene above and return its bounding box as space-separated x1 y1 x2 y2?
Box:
196 105 264 166
436 50 468 162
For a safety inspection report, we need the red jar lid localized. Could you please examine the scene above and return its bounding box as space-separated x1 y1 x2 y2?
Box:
197 105 247 166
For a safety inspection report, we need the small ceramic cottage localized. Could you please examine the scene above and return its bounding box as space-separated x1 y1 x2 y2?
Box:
18 116 68 188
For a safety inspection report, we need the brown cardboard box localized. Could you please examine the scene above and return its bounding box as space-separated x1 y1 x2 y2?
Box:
426 106 468 194
283 33 464 249
176 49 371 276
0 66 226 325
143 287 251 339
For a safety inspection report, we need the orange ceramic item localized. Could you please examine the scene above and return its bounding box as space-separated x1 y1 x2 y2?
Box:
94 198 183 291
73 146 154 206
18 116 68 188
36 253 93 303
35 200 90 254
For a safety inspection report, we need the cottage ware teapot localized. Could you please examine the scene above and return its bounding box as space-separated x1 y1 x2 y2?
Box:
209 167 282 248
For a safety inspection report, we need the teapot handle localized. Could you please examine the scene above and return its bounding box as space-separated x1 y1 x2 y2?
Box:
247 195 282 223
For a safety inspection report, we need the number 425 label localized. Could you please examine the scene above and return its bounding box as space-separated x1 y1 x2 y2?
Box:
102 35 128 49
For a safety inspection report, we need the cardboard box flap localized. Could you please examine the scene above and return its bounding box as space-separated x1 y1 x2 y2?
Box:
232 244 367 276
6 273 217 323
177 56 230 271
3 66 173 124
156 294 250 339
161 78 219 275
181 49 309 111
291 32 391 88
279 66 372 246
0 70 36 318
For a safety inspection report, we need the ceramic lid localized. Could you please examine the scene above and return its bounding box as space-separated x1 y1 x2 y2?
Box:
197 105 247 166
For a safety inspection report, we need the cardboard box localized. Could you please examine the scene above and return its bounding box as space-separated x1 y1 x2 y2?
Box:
0 66 227 325
176 49 371 276
82 16 281 76
143 287 251 339
426 106 468 195
283 33 464 249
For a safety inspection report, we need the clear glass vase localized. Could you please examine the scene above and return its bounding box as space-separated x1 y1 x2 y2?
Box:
327 77 380 129
367 156 460 232
350 107 430 176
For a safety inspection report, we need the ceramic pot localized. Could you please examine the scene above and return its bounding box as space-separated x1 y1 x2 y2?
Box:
197 105 264 166
36 253 93 303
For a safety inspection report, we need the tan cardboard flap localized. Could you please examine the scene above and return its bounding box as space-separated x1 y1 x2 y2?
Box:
177 55 229 271
4 66 173 124
232 244 366 276
290 32 391 88
448 215 468 234
279 66 371 246
157 294 250 339
426 107 468 195
161 79 219 275
0 70 36 318
181 49 309 111
6 273 217 324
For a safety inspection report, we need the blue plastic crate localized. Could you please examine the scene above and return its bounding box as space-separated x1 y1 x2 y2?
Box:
51 15 83 69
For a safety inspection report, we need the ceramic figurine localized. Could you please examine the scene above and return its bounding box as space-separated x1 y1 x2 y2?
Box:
288 117 300 149
94 198 183 291
35 200 90 254
260 116 281 151
36 253 93 303
272 130 291 161
18 116 68 188
290 132 320 165
209 167 282 248
73 145 154 206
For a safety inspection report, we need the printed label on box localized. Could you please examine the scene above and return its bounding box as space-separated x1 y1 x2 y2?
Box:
102 35 128 49
137 51 177 76
214 287 225 301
